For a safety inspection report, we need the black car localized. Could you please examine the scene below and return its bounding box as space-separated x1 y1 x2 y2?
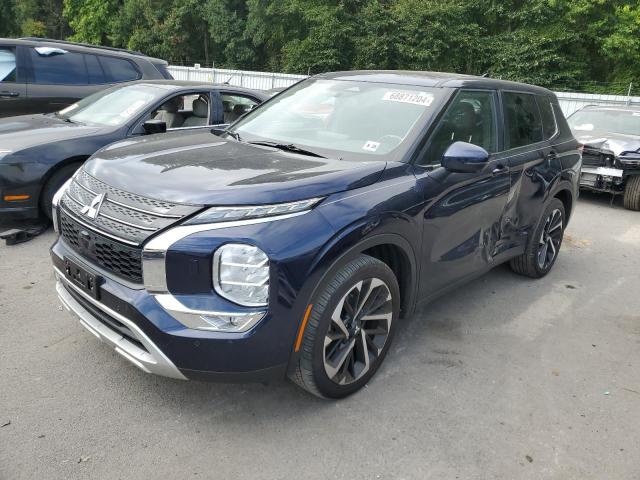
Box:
0 37 172 118
0 80 268 221
50 71 580 398
568 105 640 210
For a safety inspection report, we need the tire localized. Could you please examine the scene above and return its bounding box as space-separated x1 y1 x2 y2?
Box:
40 163 82 220
290 255 400 399
623 175 640 211
509 198 565 279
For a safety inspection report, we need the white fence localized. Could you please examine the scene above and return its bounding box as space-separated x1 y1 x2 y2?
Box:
168 65 640 117
167 65 306 91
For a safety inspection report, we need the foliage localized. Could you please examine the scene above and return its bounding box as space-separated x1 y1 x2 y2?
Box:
1 0 640 92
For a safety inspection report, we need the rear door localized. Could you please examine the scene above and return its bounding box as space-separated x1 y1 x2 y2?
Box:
0 45 28 117
25 47 101 114
498 90 548 252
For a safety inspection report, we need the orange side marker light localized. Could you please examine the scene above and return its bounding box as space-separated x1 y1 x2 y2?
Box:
4 195 30 201
294 304 313 352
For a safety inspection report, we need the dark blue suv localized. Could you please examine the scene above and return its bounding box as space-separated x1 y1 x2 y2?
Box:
50 71 580 398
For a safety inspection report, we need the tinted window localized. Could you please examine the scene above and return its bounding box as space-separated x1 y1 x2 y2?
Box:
422 90 497 165
537 96 557 139
85 55 106 84
98 56 140 83
503 92 543 148
0 48 16 82
29 48 89 85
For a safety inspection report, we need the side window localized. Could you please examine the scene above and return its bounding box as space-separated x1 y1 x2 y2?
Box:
503 92 543 148
422 90 497 165
85 55 106 84
29 48 89 85
97 56 140 83
0 47 17 82
537 96 557 139
150 92 211 129
221 93 260 124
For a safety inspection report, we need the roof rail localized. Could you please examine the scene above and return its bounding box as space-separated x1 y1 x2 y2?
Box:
18 37 147 57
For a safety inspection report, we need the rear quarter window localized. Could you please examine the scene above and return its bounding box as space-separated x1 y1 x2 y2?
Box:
503 91 544 149
537 96 558 139
97 56 140 83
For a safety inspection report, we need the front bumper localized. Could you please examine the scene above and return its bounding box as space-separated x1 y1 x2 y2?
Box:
51 237 299 382
55 270 186 379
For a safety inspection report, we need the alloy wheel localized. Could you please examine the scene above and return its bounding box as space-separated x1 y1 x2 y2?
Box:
537 208 563 270
323 278 393 385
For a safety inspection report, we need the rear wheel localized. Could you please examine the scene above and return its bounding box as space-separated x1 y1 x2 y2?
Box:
40 163 82 220
290 255 400 399
510 198 565 278
623 175 640 211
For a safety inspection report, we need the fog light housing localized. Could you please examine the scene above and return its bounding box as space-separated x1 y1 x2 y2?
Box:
213 244 269 306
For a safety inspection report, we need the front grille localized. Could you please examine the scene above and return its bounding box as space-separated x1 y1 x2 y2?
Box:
60 211 144 283
61 170 200 245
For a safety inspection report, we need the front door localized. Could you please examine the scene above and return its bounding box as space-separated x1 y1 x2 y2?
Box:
0 46 28 118
413 89 511 298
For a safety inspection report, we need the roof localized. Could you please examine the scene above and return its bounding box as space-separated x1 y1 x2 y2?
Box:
0 37 166 63
125 80 270 99
578 104 640 112
317 70 555 96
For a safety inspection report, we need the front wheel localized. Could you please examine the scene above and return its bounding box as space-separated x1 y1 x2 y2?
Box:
40 163 82 220
510 198 565 278
623 175 640 211
290 255 400 399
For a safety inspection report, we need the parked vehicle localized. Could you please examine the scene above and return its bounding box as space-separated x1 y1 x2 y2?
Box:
568 105 640 210
50 71 580 398
0 37 172 118
0 80 267 221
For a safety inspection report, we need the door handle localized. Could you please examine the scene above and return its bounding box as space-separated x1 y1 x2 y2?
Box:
0 91 19 98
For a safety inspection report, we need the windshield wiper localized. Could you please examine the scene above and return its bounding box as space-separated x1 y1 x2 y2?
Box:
248 141 326 158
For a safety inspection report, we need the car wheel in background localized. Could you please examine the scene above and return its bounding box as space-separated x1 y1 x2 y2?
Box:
623 175 640 211
510 198 566 278
290 255 400 399
40 163 82 220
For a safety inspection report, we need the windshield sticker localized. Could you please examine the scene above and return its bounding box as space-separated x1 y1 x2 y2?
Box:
382 91 434 107
120 100 147 119
362 141 380 152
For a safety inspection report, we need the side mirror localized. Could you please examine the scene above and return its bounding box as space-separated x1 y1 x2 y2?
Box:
143 119 167 135
211 124 230 136
441 141 489 173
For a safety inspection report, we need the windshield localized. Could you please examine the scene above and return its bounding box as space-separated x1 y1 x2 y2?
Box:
230 79 445 161
57 84 168 127
568 109 640 137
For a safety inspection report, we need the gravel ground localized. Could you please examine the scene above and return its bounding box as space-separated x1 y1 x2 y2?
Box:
1 192 639 480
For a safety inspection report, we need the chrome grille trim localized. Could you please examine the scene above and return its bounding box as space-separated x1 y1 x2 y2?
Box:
61 169 201 245
59 204 139 246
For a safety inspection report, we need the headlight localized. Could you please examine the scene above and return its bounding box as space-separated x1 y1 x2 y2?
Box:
184 197 323 225
213 244 269 306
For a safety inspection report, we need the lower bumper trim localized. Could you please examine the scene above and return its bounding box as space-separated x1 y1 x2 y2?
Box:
55 270 187 380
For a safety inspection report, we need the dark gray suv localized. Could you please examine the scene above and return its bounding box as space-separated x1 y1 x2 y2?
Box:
0 37 171 118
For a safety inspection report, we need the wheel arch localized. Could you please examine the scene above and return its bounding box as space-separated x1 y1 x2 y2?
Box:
308 232 419 320
39 156 88 204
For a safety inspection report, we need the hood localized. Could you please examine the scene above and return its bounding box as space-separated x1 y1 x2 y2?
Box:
573 130 640 156
85 130 388 205
0 115 103 152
